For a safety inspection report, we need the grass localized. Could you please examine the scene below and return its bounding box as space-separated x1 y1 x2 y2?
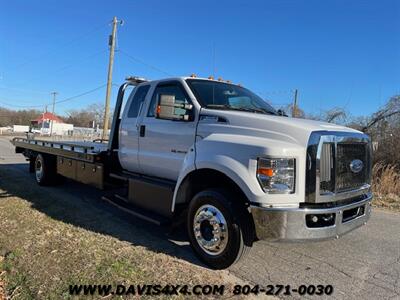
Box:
0 166 246 299
0 256 5 300
372 163 400 211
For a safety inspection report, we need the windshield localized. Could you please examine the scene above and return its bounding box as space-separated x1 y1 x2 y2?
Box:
186 79 277 115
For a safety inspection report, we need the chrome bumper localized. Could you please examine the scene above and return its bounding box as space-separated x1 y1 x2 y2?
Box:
251 194 372 241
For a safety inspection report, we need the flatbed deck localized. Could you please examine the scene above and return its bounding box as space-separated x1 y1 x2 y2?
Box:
12 137 108 163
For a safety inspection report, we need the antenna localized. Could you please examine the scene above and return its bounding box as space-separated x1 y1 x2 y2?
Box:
212 42 216 78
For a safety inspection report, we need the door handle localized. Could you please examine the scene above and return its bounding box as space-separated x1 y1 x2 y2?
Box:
139 125 146 137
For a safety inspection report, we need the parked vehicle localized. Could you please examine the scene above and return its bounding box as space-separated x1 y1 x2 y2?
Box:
12 76 373 269
12 125 30 133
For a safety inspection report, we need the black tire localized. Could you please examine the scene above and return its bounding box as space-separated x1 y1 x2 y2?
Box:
187 189 254 269
34 154 57 186
29 157 36 173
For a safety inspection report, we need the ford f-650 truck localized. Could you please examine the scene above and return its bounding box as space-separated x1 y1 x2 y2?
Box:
12 76 373 269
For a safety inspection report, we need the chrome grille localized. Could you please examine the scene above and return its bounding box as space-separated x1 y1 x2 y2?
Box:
306 131 372 203
320 143 334 193
336 143 368 192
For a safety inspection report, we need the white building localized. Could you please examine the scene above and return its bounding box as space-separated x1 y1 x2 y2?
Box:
31 112 73 136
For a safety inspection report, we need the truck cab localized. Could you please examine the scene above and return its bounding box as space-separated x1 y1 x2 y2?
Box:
111 76 372 268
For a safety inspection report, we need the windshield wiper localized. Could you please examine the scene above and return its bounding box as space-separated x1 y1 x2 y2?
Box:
205 104 232 110
205 104 275 115
233 107 269 114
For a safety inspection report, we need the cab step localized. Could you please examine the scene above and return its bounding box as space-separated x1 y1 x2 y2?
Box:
101 192 171 226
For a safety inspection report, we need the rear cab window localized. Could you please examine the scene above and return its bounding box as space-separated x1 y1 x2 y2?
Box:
127 85 150 118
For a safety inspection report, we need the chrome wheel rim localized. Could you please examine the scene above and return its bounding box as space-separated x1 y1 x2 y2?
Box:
35 158 43 182
193 204 228 256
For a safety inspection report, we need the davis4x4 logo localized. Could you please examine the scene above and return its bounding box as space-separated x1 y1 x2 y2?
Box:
69 284 225 296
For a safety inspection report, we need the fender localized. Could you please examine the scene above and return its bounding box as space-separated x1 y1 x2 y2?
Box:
171 145 196 212
171 133 305 212
171 157 259 213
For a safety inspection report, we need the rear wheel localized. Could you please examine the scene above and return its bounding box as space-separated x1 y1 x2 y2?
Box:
187 189 253 269
34 154 57 186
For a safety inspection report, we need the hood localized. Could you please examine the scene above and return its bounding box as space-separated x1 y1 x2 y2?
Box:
198 109 361 147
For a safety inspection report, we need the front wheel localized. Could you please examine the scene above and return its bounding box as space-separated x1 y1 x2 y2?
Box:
187 189 253 269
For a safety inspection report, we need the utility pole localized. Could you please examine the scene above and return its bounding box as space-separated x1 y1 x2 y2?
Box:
292 89 298 118
102 16 123 141
41 108 46 135
50 91 58 136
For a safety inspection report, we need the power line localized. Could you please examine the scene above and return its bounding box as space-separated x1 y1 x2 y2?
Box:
258 90 295 96
270 102 291 106
0 86 49 94
54 84 107 105
11 24 107 70
119 49 173 76
0 100 45 108
56 83 120 109
0 83 107 109
5 49 108 89
46 49 108 76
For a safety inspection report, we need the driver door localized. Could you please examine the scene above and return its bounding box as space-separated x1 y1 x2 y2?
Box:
138 81 196 181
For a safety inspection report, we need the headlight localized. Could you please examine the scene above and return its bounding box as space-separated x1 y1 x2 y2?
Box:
257 157 295 193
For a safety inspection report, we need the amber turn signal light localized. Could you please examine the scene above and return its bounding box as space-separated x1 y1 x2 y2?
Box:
257 168 274 177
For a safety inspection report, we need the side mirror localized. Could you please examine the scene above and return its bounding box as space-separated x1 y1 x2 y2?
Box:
156 94 193 121
277 109 288 117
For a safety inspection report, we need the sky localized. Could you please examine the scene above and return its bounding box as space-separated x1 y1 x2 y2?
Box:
0 0 399 118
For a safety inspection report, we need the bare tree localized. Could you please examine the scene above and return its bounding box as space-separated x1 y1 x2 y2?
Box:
281 104 306 118
65 110 95 127
86 103 105 127
303 107 348 124
65 103 112 128
323 107 347 124
361 95 400 132
0 107 43 127
351 95 400 167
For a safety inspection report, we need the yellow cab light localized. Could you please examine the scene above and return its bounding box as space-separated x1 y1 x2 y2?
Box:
217 77 223 81
190 73 197 78
208 76 214 80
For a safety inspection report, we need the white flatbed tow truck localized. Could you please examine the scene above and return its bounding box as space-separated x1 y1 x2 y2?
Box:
12 76 373 269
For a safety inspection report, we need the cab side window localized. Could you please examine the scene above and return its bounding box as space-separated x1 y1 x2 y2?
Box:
127 85 150 118
147 83 190 117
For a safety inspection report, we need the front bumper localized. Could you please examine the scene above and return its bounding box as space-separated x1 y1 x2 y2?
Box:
251 193 372 241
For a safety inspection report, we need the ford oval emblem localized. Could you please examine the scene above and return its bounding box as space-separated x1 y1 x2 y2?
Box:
350 159 364 173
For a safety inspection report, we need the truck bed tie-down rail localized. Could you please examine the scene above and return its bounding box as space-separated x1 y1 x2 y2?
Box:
12 137 106 163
